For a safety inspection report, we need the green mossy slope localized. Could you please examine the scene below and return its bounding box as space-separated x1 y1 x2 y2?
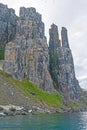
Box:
0 70 63 107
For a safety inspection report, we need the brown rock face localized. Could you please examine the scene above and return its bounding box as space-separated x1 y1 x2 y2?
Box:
4 7 53 92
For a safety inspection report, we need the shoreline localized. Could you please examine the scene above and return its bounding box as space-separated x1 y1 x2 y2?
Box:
0 104 86 117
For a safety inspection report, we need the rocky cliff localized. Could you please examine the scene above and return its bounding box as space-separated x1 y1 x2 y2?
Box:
49 24 81 100
0 3 17 46
0 3 17 60
0 3 81 101
3 6 53 92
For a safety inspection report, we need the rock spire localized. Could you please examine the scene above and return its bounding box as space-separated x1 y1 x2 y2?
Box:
49 24 81 100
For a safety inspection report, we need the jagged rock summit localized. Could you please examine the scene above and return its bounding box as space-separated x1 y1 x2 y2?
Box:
0 3 81 100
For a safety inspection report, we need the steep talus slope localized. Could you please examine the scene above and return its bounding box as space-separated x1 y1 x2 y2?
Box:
0 71 35 107
0 70 63 109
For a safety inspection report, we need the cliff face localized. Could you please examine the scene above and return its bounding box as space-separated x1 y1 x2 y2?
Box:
0 3 81 99
0 3 17 60
3 7 53 92
0 3 17 46
49 24 81 100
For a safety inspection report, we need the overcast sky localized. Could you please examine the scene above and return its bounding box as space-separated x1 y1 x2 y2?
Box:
0 0 87 89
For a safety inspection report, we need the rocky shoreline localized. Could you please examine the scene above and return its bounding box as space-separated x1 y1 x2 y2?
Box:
0 105 63 117
0 104 86 117
0 105 52 117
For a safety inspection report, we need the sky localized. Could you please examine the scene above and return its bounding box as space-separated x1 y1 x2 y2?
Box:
0 0 87 89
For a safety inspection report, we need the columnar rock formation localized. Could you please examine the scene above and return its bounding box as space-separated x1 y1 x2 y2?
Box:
4 7 53 92
0 3 81 99
49 24 81 100
0 3 17 60
0 3 17 46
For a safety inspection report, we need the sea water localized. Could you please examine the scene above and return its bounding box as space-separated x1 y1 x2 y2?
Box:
0 112 87 130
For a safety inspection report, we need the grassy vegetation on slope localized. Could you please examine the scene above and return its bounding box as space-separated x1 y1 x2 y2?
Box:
0 45 4 60
0 50 4 60
0 70 63 107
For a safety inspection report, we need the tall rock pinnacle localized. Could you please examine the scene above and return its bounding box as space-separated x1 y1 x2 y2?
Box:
49 24 60 87
61 27 69 48
49 24 61 50
49 24 81 100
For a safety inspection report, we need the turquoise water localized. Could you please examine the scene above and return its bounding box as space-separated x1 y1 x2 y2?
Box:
0 112 87 130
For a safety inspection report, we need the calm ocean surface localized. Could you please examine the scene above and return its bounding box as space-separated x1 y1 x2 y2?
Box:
0 112 87 130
